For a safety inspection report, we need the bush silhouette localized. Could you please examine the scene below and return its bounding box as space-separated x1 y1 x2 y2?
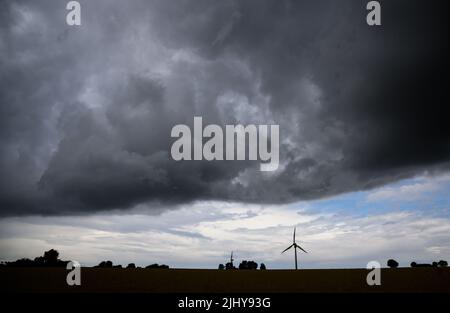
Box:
411 262 432 267
218 264 225 270
387 259 399 268
146 263 169 269
96 260 113 268
7 258 35 267
260 263 267 270
127 263 136 269
438 260 448 267
225 262 235 270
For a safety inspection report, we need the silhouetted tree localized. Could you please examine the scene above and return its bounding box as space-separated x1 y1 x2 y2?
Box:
5 249 67 267
127 263 136 269
432 262 438 267
238 260 258 270
113 264 122 268
249 261 258 270
387 259 399 268
218 264 225 270
44 249 59 265
260 263 266 270
438 260 448 267
34 256 46 266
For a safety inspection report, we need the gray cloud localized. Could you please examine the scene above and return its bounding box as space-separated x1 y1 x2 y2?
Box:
0 0 449 215
1 199 450 268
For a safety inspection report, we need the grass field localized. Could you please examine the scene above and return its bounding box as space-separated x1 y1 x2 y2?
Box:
1 267 449 293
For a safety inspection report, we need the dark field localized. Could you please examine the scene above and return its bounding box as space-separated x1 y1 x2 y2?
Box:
1 267 450 293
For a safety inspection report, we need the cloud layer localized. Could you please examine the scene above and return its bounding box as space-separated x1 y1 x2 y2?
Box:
1 0 449 215
1 174 449 268
1 197 450 269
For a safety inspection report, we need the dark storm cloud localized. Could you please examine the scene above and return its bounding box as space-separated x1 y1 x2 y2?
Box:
0 0 449 215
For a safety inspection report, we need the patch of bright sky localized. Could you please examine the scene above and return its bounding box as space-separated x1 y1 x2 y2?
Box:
294 173 450 218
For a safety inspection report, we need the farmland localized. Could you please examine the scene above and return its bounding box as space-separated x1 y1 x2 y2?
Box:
1 267 450 293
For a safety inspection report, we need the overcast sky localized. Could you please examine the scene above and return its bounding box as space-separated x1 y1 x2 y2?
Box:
1 0 449 268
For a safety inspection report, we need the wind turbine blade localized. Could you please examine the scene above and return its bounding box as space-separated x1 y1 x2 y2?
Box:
296 244 308 253
293 227 296 243
282 244 294 254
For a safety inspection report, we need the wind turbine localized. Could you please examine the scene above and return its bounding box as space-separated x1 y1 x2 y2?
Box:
225 251 235 270
282 227 307 270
